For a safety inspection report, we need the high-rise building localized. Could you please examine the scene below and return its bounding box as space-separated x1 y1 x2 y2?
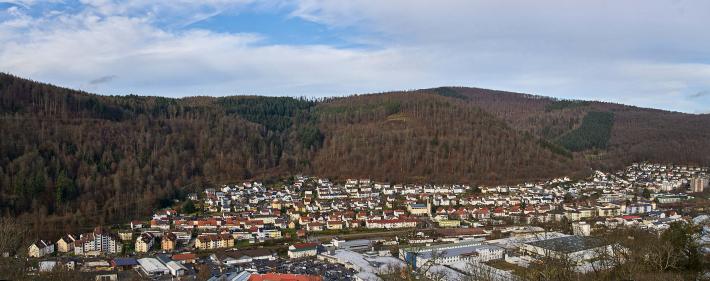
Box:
73 227 122 255
690 177 709 193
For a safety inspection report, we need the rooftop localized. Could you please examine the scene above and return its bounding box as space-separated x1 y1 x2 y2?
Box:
418 244 504 260
525 235 607 254
137 258 169 273
248 273 322 281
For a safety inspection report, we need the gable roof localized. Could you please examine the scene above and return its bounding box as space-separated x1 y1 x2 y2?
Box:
172 253 197 261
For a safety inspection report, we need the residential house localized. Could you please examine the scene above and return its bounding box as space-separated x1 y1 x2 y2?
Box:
162 232 177 251
28 240 54 258
365 219 417 229
56 234 78 253
135 233 155 253
287 242 318 259
195 234 234 250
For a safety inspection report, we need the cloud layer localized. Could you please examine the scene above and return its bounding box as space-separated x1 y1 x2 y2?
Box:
1 0 710 113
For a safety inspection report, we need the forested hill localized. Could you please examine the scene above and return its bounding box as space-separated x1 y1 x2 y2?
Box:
2 73 710 235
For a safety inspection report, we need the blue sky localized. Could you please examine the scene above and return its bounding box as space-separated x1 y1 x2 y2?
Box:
1 0 710 113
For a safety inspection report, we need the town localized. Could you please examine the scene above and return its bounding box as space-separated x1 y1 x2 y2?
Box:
19 163 710 280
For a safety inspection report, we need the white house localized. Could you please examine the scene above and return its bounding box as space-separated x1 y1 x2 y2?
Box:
28 240 54 258
135 232 155 253
288 243 318 259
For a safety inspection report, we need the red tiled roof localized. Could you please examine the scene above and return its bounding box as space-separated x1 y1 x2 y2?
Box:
291 242 318 250
172 253 197 261
367 219 417 224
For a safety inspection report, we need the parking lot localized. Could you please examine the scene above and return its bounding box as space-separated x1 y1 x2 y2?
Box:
244 258 356 281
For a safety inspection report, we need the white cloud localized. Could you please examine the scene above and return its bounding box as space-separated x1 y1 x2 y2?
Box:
1 1 709 113
288 0 710 112
0 3 429 97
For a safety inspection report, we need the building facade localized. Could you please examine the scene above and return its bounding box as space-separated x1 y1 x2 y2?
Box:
195 234 234 250
135 233 155 253
28 240 54 258
288 243 318 259
73 227 123 256
56 234 78 253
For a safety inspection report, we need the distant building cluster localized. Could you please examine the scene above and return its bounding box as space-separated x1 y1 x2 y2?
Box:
22 162 710 280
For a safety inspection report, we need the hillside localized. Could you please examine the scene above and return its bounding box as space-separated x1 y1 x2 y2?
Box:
312 92 585 183
1 73 710 235
439 87 710 169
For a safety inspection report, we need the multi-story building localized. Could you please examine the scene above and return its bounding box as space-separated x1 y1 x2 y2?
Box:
195 234 234 250
56 234 78 253
691 177 708 193
28 240 54 258
135 233 155 253
287 242 318 259
437 220 461 228
73 227 123 256
399 241 504 269
162 232 177 251
407 203 430 216
365 219 417 229
572 222 591 236
259 228 282 239
118 230 133 241
623 202 654 214
596 206 620 217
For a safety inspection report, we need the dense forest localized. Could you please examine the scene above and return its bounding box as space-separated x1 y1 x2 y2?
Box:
557 111 614 152
1 74 710 237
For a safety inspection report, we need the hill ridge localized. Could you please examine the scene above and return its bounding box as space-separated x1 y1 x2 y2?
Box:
2 72 710 235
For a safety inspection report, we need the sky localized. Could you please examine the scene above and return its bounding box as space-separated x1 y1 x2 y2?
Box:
1 1 710 113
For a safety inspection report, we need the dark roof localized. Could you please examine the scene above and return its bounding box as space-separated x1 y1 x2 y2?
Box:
227 248 273 259
526 236 607 253
163 232 177 241
32 240 51 249
139 233 154 243
437 228 485 236
112 258 138 266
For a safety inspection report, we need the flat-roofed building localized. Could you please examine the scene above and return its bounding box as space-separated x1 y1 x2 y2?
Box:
165 261 187 276
137 258 169 277
332 238 372 252
520 235 612 264
399 240 504 269
408 203 430 216
225 248 276 264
